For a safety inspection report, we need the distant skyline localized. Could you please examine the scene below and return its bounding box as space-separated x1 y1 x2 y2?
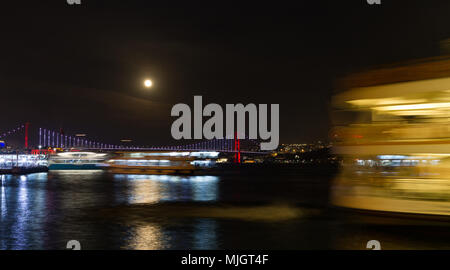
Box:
1 1 449 146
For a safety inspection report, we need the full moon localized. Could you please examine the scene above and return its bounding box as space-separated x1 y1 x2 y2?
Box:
144 79 153 88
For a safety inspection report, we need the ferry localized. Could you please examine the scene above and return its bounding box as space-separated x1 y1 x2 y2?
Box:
107 151 219 175
0 154 48 174
331 56 450 218
48 151 108 170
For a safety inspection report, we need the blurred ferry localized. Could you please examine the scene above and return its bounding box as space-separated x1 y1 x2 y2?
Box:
331 56 450 217
107 151 219 175
48 151 108 170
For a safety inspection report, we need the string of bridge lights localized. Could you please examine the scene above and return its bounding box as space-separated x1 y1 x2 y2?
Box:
39 128 134 149
0 124 25 140
0 124 259 151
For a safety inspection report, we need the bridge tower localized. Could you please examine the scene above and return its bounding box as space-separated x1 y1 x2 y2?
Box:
234 132 241 163
25 122 30 149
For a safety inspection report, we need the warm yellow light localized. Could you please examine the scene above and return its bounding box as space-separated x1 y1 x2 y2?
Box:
389 110 441 116
347 97 427 107
374 102 450 111
144 79 153 88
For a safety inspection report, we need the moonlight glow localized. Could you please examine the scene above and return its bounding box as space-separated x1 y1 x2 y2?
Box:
144 79 153 88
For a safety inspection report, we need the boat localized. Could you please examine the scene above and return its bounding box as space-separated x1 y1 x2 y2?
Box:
107 151 219 175
331 56 450 218
0 153 48 174
48 151 108 170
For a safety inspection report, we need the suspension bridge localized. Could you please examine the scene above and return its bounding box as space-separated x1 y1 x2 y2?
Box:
0 123 267 156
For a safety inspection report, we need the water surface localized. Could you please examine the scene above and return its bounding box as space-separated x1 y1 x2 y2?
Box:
1 170 450 249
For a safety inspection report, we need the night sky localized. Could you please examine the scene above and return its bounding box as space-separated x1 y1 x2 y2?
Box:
1 0 449 147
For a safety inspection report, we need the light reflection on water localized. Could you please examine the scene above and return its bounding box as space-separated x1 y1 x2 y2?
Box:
128 223 164 250
126 218 219 250
113 174 219 204
0 175 6 249
0 172 223 249
4 170 446 249
193 219 218 250
0 173 49 249
15 176 28 248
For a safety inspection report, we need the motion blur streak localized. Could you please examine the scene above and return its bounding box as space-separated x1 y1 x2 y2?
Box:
331 56 450 216
109 204 304 222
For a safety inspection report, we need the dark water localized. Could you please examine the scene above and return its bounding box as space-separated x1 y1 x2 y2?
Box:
1 170 450 250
